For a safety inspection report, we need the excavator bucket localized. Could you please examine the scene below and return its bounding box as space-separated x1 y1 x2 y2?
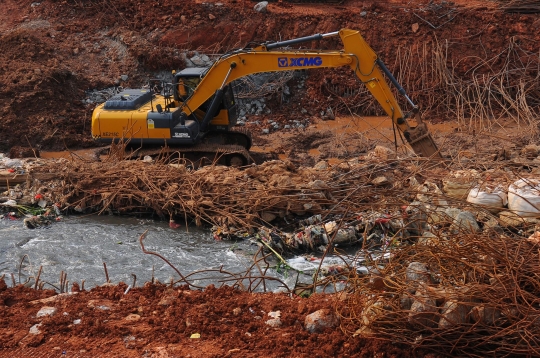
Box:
405 122 442 159
409 131 441 158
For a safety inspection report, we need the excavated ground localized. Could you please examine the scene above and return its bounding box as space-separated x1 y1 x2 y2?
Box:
1 0 540 356
0 282 427 357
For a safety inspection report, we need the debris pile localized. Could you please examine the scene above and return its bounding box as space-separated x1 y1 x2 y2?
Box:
338 228 540 357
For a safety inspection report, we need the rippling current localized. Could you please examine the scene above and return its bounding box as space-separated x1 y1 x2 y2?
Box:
0 215 260 289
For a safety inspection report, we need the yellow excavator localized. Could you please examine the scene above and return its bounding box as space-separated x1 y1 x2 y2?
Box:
91 28 440 165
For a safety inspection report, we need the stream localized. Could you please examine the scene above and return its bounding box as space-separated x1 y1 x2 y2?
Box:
0 215 264 290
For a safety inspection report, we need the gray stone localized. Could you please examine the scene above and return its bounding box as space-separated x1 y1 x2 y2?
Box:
326 107 335 120
29 323 42 335
406 262 431 284
36 306 57 318
254 1 268 13
283 85 290 96
284 125 291 129
360 11 367 16
314 161 328 170
452 211 480 233
408 293 438 328
190 55 207 66
305 309 339 333
120 74 128 81
262 129 270 134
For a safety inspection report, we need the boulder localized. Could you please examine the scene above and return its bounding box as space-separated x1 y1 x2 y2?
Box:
305 309 339 333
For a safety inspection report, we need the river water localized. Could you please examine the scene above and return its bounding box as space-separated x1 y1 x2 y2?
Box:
0 215 263 290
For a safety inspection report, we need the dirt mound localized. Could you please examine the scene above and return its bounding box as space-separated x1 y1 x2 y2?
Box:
0 0 538 152
0 281 418 357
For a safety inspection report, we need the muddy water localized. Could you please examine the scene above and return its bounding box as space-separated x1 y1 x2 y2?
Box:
0 215 260 290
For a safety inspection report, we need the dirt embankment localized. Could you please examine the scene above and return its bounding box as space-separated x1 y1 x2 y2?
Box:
0 281 421 357
0 0 538 152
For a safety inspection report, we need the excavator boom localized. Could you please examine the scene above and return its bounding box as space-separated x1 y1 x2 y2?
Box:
91 28 441 164
177 29 440 158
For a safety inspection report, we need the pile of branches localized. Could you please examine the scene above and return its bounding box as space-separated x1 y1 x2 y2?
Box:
337 217 540 357
43 146 411 230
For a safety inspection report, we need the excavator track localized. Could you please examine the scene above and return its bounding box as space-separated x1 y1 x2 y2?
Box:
125 143 252 167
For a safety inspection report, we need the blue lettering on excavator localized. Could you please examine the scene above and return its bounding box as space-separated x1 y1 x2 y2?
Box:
278 57 288 67
277 56 323 68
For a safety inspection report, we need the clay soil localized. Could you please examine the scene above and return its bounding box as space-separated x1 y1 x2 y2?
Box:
0 281 428 357
1 0 539 356
0 0 538 153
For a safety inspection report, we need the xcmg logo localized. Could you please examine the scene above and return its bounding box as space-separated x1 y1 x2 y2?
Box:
277 57 323 67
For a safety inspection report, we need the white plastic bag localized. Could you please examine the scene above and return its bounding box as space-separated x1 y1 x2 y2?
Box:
467 186 508 213
508 179 540 217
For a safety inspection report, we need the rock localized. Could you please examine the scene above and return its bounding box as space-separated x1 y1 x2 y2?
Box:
406 262 431 284
325 107 335 120
180 15 186 23
371 176 388 186
190 55 207 66
308 179 326 189
439 300 469 328
233 307 242 316
120 74 129 81
158 290 177 306
314 161 328 170
417 231 439 246
208 14 216 20
260 211 277 222
262 129 270 134
265 311 282 328
36 306 57 318
73 319 81 325
408 293 438 328
254 1 268 13
87 299 112 310
29 323 42 334
305 309 339 333
451 211 481 233
471 305 501 325
30 292 78 305
360 11 367 16
412 23 420 33
124 314 141 322
499 210 524 227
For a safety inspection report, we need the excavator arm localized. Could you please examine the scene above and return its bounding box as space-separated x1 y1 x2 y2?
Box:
178 28 440 158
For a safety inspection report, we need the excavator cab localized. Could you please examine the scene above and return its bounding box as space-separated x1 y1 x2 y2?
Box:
173 67 238 129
